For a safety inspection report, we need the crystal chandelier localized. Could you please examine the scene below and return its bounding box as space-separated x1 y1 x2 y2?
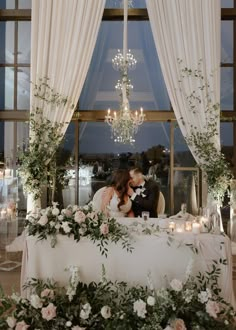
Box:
105 0 145 144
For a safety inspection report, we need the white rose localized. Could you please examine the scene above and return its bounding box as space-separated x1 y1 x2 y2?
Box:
147 296 155 306
50 221 56 227
198 289 211 304
170 279 183 292
58 215 64 221
79 227 87 236
61 222 71 234
52 208 60 216
83 205 89 211
80 303 91 319
61 209 66 215
55 223 61 230
6 316 16 328
30 294 43 309
73 205 79 212
133 299 147 318
38 215 48 226
66 321 72 327
101 305 111 319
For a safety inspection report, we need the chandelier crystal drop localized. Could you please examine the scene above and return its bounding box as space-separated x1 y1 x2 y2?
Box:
105 0 145 144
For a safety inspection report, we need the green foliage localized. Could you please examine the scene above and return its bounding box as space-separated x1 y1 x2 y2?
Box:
18 78 74 201
25 203 133 257
178 60 232 203
0 262 235 329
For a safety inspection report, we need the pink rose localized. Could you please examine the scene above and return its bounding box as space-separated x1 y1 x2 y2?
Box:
65 209 72 217
100 223 109 235
41 302 57 321
41 288 55 299
173 319 187 330
206 300 220 319
74 211 86 224
15 321 30 330
38 215 48 226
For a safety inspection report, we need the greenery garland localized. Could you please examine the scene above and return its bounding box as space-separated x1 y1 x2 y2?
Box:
25 203 133 257
0 262 235 330
18 78 74 201
177 60 232 203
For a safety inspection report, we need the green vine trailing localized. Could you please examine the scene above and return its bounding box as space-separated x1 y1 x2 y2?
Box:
18 78 74 201
177 59 232 203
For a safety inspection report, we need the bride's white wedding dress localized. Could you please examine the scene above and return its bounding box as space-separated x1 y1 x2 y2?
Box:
108 192 131 217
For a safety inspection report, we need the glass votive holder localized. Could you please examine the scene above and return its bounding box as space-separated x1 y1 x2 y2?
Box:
169 221 176 232
192 221 201 234
142 211 150 221
185 221 192 232
176 223 185 233
200 216 209 233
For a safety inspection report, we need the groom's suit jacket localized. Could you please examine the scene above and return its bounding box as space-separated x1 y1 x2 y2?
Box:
131 179 160 218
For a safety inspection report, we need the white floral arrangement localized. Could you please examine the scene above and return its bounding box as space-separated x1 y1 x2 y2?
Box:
25 203 133 256
0 262 235 329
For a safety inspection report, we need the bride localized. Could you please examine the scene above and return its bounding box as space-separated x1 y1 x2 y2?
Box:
101 169 134 217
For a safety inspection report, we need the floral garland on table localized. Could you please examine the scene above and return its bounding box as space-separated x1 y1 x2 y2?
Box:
18 78 74 201
25 203 133 257
177 60 232 204
0 262 235 329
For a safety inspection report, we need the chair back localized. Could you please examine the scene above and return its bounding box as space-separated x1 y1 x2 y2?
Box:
157 191 165 215
92 186 107 211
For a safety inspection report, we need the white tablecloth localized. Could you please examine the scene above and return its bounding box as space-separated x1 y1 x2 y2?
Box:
21 223 235 308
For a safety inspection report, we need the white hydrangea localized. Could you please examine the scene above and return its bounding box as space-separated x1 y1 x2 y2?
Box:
61 222 71 234
198 288 212 304
30 294 43 309
147 296 155 306
52 208 60 216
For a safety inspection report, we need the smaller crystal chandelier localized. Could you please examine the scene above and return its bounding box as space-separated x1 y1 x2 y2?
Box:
105 0 145 144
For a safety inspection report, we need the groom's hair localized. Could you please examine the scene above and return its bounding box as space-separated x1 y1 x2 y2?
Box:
130 167 143 175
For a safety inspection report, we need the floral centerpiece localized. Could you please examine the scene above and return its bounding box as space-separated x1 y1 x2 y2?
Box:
0 262 235 329
25 203 133 256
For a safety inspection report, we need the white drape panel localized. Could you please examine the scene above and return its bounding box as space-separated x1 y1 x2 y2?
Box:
146 0 221 161
27 0 105 211
30 0 105 127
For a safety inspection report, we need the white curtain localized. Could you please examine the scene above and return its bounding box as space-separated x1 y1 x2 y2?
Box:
146 0 222 226
146 0 221 159
27 0 105 211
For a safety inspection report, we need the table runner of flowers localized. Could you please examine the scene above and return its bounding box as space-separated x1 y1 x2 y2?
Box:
0 262 235 329
25 203 133 257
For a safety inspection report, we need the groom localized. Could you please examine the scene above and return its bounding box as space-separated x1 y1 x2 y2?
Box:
128 167 160 218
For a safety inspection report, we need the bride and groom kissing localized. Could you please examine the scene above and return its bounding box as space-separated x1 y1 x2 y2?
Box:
101 167 160 218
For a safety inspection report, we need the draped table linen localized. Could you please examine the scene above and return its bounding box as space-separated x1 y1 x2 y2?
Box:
21 218 235 308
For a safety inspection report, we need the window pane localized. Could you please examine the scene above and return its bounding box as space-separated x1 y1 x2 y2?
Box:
220 122 233 167
17 67 30 110
0 67 14 110
80 21 170 111
78 122 170 212
174 126 196 167
221 0 233 7
221 21 233 63
0 22 14 64
0 0 15 9
221 68 233 110
18 0 31 8
105 0 146 8
18 22 31 64
173 170 199 214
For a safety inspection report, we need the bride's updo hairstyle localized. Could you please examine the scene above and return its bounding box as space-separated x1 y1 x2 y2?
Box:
110 169 130 210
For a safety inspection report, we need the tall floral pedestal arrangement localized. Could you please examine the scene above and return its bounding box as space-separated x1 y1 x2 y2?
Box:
230 179 236 241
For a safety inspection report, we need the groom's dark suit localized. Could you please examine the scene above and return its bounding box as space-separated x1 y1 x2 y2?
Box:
130 179 160 218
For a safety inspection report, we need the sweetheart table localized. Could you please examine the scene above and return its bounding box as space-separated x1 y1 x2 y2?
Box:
21 218 235 308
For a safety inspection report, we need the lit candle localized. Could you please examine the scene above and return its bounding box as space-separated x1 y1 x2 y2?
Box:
169 221 176 232
140 107 143 114
185 221 192 232
176 223 184 233
192 221 201 234
114 111 117 118
108 108 110 115
135 111 138 117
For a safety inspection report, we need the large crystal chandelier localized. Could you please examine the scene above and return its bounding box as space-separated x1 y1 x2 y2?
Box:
105 0 145 144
